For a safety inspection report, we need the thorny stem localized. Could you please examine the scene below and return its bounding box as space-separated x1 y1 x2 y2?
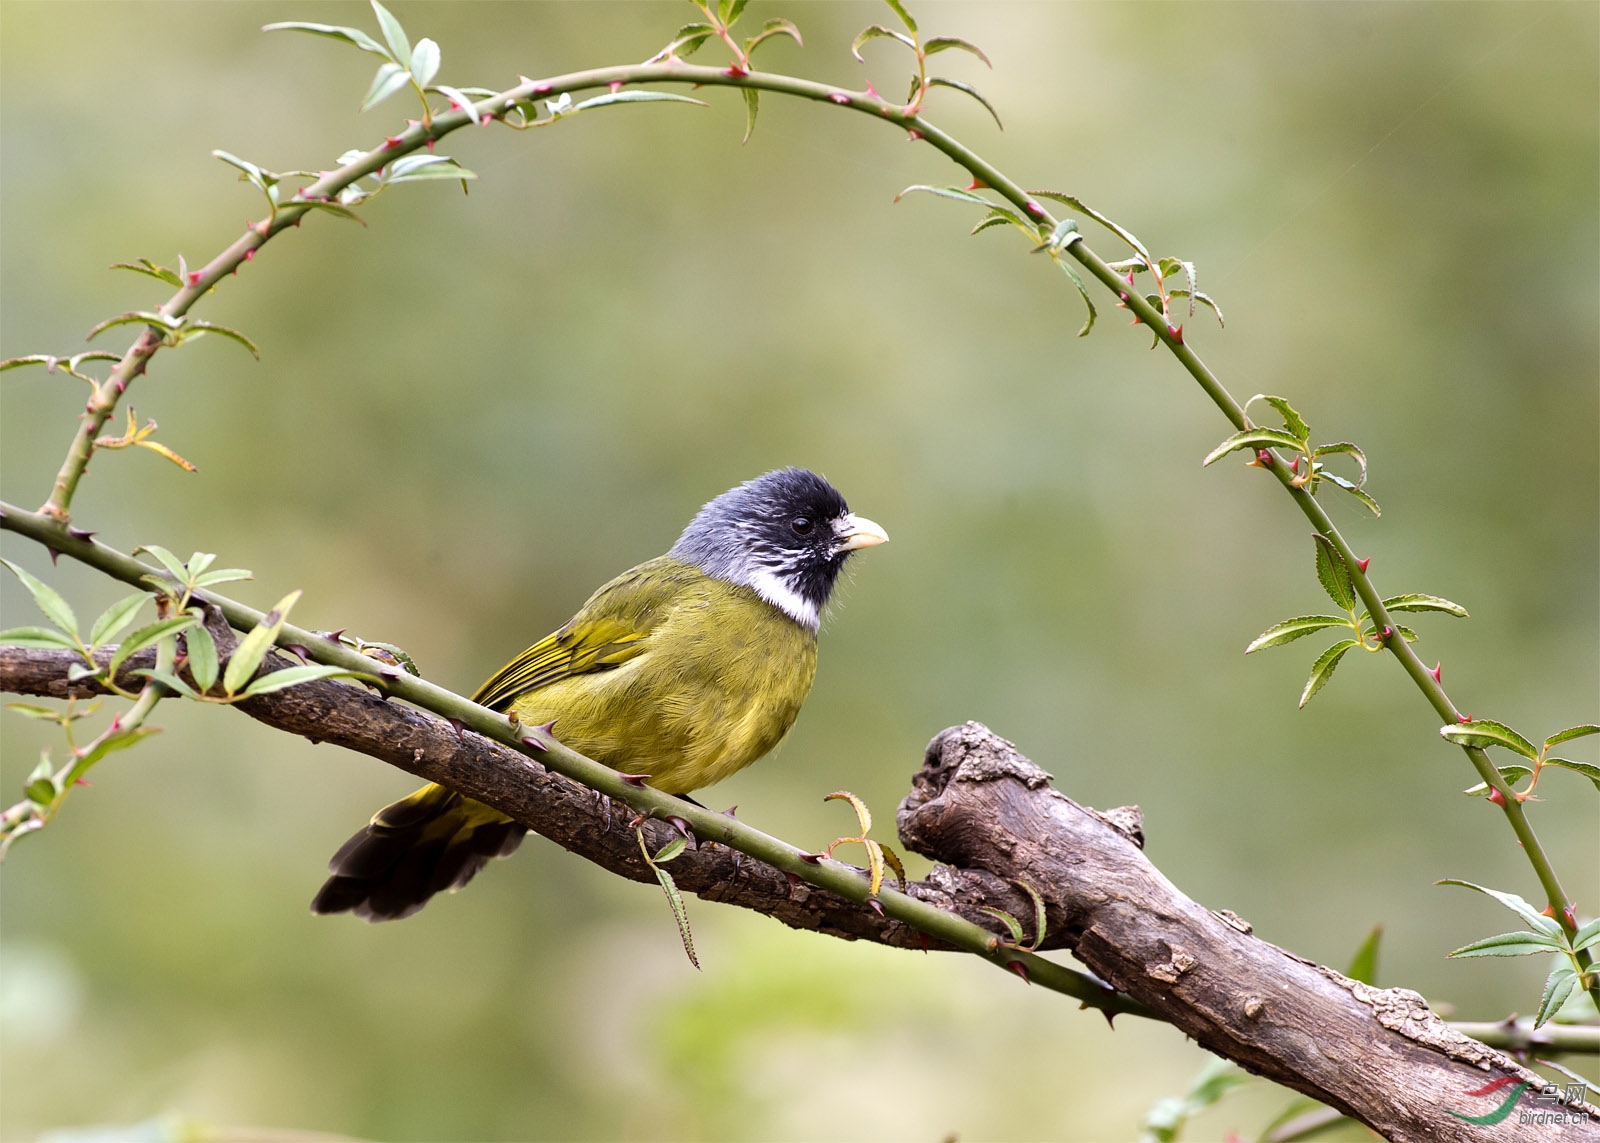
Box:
24 57 1594 1001
0 501 1151 1022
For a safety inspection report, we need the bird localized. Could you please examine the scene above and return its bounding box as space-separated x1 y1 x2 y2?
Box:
310 467 888 921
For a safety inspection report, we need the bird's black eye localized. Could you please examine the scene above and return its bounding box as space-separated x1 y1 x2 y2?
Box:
791 516 813 536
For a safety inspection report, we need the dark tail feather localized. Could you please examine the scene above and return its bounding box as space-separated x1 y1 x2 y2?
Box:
310 785 526 922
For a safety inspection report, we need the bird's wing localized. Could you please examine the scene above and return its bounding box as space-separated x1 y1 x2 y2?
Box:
470 557 700 712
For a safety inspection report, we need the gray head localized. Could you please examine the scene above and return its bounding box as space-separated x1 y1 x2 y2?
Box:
669 468 888 629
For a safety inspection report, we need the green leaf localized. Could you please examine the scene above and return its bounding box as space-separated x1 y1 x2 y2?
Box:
110 259 183 287
1436 879 1562 937
261 21 389 58
1344 924 1381 985
128 669 198 700
744 17 802 55
977 906 1025 944
883 0 917 34
740 88 759 144
894 183 993 210
239 664 366 698
0 626 82 651
662 22 716 57
184 322 260 359
212 149 271 191
67 663 102 682
1440 719 1540 760
1447 930 1566 958
192 568 253 588
430 84 480 125
1243 394 1309 443
652 835 688 864
1462 765 1532 797
224 589 301 696
133 545 190 584
1375 594 1467 619
1028 190 1152 263
25 777 56 805
1573 918 1600 952
383 155 478 183
1298 638 1358 708
184 622 219 693
1320 472 1382 517
926 77 1002 130
1 558 78 639
1311 440 1366 486
1546 724 1600 748
852 23 914 61
923 36 991 65
568 90 708 114
1053 256 1096 338
970 210 1017 236
717 0 748 26
369 0 410 62
89 593 153 648
85 311 178 343
1311 534 1355 610
362 61 411 112
1200 428 1304 467
1544 758 1600 791
1535 964 1579 1028
1245 615 1351 654
108 616 197 679
408 36 439 86
1167 288 1225 327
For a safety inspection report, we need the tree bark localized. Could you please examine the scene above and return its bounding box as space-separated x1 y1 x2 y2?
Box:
3 646 1596 1142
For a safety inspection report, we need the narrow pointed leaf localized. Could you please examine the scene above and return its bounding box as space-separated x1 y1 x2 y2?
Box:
1440 719 1540 760
1376 594 1467 618
1028 191 1152 263
434 84 483 124
744 18 802 54
1242 395 1309 443
1201 428 1303 467
261 21 389 58
370 0 409 63
1535 964 1579 1028
1321 472 1382 516
863 838 885 898
852 23 914 61
362 61 411 111
223 589 301 695
717 0 748 26
923 36 991 65
135 439 198 473
1311 534 1356 610
86 312 175 342
0 627 82 651
108 616 197 679
1573 918 1600 951
895 184 995 210
1299 639 1358 707
129 669 198 699
1312 441 1367 485
1245 615 1351 653
878 842 908 893
977 906 1025 944
6 703 65 721
652 835 688 864
883 0 917 34
740 88 758 144
1168 288 1225 327
1462 765 1532 797
408 37 439 86
824 789 872 838
1 559 78 638
1345 924 1381 984
240 664 367 697
1436 879 1562 936
90 593 153 648
1053 256 1096 337
1546 724 1600 748
970 211 1017 236
568 90 707 113
926 77 1002 129
662 22 715 57
192 568 253 588
1544 758 1600 791
133 544 190 584
184 623 219 693
299 200 366 225
1447 930 1565 958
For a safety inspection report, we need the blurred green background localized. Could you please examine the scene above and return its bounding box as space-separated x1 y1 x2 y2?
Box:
2 2 1595 1139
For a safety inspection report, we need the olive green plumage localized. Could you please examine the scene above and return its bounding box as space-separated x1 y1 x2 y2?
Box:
311 468 885 922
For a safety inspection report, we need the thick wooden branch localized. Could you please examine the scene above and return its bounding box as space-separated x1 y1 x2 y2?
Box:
3 648 1596 1141
898 723 1600 1142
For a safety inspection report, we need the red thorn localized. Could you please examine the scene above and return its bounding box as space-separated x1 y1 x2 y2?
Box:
520 733 547 752
384 136 403 149
110 714 122 731
1381 626 1393 641
865 81 879 99
906 128 922 141
448 718 466 740
619 773 648 787
1356 557 1371 573
1430 662 1442 683
828 92 850 104
533 82 553 95
626 811 646 830
1563 904 1578 927
1023 200 1044 216
115 379 126 393
1459 713 1473 723
969 176 990 190
608 81 623 93
46 547 61 565
1257 449 1275 467
323 629 346 643
1006 960 1032 985
1488 786 1506 807
244 249 255 261
1289 456 1300 474
722 805 739 818
797 851 823 865
186 271 202 286
1125 271 1136 286
785 872 801 897
723 64 747 78
1541 903 1557 917
1169 324 1184 344
67 527 95 541
448 99 461 110
666 816 694 842
74 778 91 787
917 932 930 953
867 899 885 917
426 138 436 152
283 644 310 664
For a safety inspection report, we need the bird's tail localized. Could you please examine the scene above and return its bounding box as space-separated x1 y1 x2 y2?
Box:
310 784 526 921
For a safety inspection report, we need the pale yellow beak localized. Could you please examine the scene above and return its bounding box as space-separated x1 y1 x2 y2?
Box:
836 513 889 551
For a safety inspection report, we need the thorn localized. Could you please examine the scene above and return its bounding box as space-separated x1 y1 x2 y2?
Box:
187 271 203 286
66 527 95 542
723 64 747 78
865 81 879 99
74 778 91 787
426 138 436 152
1006 960 1031 985
115 379 126 393
595 789 612 831
608 81 623 93
1541 903 1557 917
906 128 922 141
785 872 801 898
243 250 255 264
967 176 989 190
280 644 308 664
619 773 649 787
1459 713 1473 723
1356 557 1370 573
627 811 646 830
1289 456 1300 474
1488 786 1506 807
533 82 553 95
535 718 558 736
797 851 823 864
520 734 547 753
448 718 465 740
1101 1008 1117 1029
828 92 850 104
1257 449 1275 467
665 815 695 844
867 898 885 917
1169 324 1184 344
323 628 347 643
1381 626 1393 641
917 931 929 954
722 804 738 818
1430 662 1442 683
46 547 61 565
110 713 122 731
384 136 403 149
1563 904 1577 928
1023 200 1044 217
